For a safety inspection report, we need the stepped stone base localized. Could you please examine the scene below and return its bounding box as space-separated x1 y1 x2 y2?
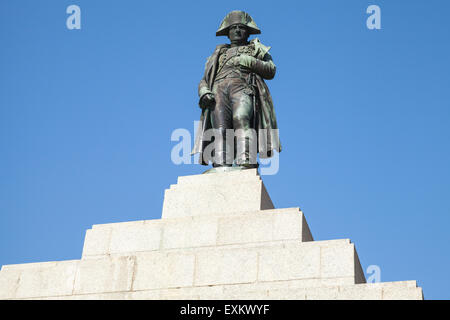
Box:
0 169 423 300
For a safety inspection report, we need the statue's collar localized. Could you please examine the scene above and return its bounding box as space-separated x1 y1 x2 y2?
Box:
214 38 270 60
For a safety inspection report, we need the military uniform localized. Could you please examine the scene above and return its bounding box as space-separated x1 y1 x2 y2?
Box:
192 11 281 167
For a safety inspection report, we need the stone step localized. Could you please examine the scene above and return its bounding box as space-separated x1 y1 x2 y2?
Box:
81 208 312 258
175 168 262 187
1 238 366 300
162 169 274 219
0 169 424 300
10 281 423 300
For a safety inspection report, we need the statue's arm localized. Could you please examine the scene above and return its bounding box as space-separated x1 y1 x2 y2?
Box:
198 78 212 101
198 56 213 102
240 53 276 80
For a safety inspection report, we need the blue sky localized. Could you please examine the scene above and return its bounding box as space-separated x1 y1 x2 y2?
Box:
1 0 449 299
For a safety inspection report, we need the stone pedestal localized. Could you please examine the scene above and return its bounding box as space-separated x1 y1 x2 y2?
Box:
0 169 423 300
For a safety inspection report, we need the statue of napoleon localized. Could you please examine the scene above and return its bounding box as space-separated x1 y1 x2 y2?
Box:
192 10 281 171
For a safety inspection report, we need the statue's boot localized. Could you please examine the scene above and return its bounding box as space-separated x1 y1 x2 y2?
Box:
213 128 233 167
235 129 258 168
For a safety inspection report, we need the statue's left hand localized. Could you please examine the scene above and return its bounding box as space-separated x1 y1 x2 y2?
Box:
239 55 257 69
239 53 276 80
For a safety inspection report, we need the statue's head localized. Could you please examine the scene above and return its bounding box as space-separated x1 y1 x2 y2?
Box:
227 23 249 43
216 11 261 42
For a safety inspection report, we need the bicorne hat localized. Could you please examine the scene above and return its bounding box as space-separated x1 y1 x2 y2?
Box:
216 10 261 36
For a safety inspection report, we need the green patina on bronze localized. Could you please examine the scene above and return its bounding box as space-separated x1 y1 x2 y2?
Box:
192 10 281 167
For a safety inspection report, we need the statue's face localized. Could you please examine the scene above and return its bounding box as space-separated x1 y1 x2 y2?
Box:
228 24 249 42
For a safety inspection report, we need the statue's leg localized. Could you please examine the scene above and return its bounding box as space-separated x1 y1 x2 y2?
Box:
230 81 257 167
211 80 233 167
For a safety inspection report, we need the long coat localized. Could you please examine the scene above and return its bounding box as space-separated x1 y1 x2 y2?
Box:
192 38 281 165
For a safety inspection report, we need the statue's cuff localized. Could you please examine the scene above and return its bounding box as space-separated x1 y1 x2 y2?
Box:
199 87 212 100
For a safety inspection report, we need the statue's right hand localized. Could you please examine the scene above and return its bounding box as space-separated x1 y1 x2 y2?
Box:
200 93 215 109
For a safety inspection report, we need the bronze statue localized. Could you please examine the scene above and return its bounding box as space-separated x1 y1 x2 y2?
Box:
192 10 281 171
